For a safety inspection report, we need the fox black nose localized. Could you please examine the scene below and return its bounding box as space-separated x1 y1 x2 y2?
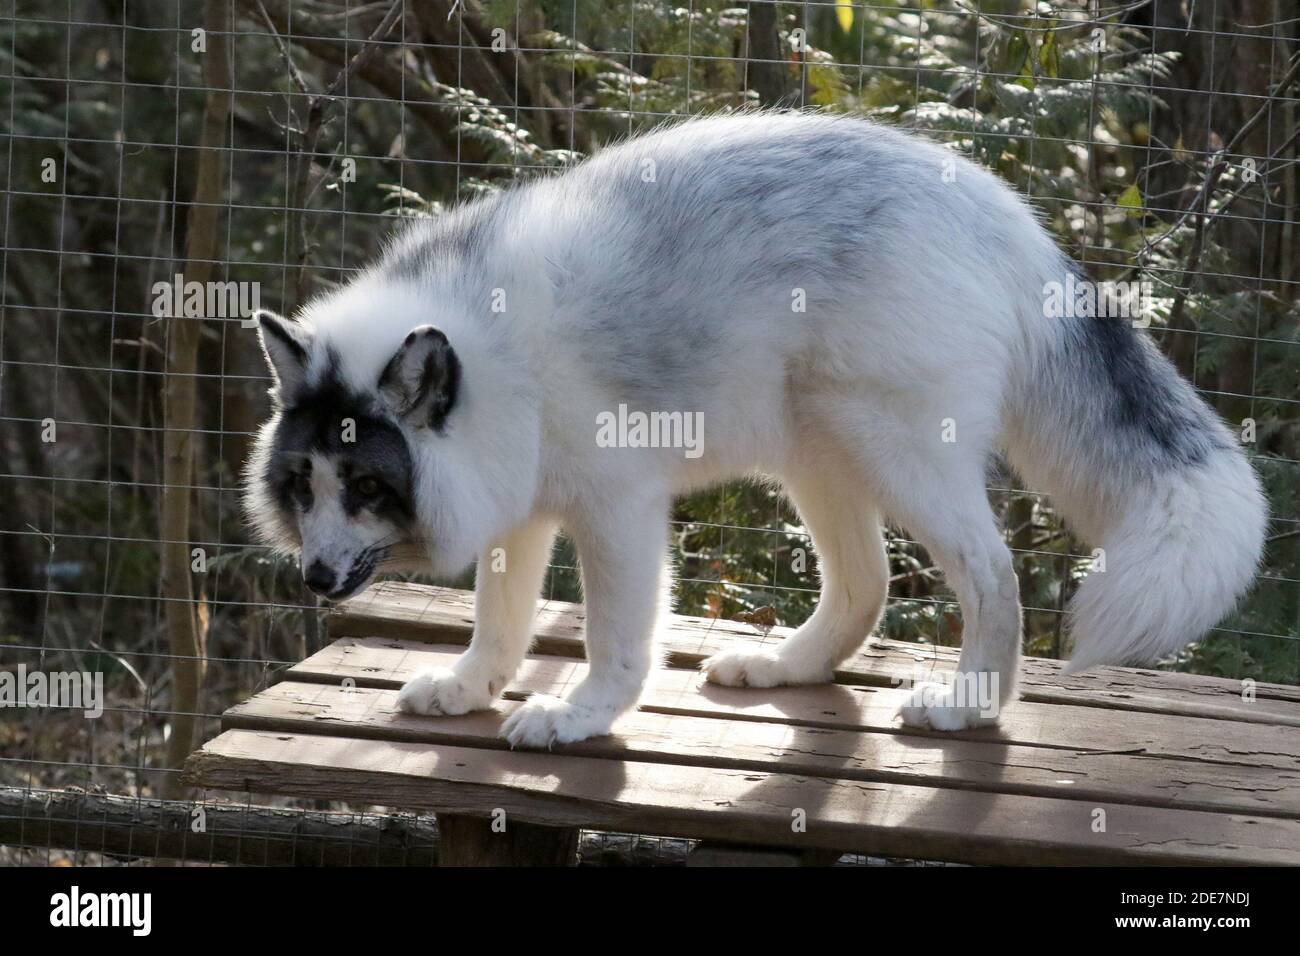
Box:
304 561 336 596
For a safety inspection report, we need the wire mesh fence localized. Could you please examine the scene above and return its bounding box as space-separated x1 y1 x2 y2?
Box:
1 0 1298 865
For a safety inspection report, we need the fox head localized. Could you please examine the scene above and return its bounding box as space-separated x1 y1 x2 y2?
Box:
245 306 472 601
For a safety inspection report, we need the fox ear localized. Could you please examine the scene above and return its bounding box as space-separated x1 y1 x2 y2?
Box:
378 325 460 430
255 309 313 399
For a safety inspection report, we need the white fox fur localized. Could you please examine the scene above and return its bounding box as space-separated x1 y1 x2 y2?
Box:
248 113 1267 746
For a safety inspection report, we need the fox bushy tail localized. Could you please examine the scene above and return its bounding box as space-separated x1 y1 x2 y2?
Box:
1004 267 1267 673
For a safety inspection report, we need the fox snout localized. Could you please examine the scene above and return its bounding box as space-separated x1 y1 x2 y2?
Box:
303 560 336 597
300 550 380 602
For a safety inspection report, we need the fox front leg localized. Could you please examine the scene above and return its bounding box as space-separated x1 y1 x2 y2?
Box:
397 516 557 716
501 496 667 748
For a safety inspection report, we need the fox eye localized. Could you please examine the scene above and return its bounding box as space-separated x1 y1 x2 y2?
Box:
292 471 311 497
356 476 381 497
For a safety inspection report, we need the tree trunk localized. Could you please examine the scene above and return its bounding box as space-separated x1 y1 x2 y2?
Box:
1144 1 1295 381
746 2 790 107
158 0 231 798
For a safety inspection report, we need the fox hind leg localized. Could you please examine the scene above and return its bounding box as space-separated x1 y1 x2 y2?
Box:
875 456 1022 730
795 396 1022 730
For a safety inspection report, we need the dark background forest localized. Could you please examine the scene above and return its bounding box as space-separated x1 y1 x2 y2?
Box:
1 0 1298 825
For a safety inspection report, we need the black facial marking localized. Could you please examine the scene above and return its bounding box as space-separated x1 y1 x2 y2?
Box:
263 357 418 530
290 461 313 509
338 460 413 524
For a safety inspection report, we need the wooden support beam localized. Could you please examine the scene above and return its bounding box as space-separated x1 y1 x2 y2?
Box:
436 814 578 866
688 842 842 867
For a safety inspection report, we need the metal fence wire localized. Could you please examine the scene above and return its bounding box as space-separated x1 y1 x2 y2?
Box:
1 0 1298 865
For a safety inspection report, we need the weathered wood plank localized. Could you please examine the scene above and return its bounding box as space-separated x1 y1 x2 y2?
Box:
290 639 1300 772
184 729 1300 866
224 680 1300 819
330 582 1300 726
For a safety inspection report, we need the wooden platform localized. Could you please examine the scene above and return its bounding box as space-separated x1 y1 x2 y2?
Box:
184 581 1300 866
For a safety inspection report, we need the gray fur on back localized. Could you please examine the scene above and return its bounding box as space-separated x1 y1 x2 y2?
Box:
379 112 1225 478
378 113 1039 409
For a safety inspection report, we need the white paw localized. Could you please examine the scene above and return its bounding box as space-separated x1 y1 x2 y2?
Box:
395 667 492 717
500 694 611 749
702 646 834 688
896 682 1000 731
700 648 789 688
